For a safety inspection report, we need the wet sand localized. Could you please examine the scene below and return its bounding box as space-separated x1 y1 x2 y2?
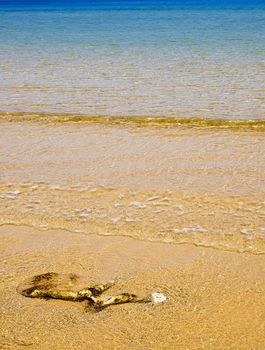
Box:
1 225 265 349
1 119 265 253
1 118 265 348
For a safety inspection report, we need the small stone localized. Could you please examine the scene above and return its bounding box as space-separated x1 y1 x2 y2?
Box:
151 293 167 304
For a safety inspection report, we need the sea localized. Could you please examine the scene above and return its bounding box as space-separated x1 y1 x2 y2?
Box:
0 0 264 119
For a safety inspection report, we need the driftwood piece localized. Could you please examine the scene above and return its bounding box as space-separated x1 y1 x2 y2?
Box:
17 272 151 310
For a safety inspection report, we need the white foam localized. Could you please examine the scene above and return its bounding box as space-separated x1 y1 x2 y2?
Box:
173 225 207 234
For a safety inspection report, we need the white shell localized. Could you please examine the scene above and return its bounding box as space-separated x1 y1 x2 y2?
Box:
151 292 167 304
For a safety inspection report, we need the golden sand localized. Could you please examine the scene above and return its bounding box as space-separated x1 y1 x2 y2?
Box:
1 225 265 349
1 117 265 348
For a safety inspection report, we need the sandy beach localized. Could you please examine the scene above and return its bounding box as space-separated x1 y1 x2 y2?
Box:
1 2 265 348
1 118 265 349
2 225 265 349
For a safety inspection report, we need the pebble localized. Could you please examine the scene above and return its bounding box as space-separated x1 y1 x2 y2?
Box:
151 293 167 304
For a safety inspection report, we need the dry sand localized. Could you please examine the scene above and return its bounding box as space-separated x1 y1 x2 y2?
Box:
1 225 265 350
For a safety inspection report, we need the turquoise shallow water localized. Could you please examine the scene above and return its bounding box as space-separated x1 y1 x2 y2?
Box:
0 2 264 119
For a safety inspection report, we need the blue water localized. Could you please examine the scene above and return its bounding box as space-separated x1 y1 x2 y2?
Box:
0 1 264 119
1 1 265 10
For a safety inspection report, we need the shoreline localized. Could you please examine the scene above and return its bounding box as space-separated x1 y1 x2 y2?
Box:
1 111 265 131
1 225 265 349
1 119 265 256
